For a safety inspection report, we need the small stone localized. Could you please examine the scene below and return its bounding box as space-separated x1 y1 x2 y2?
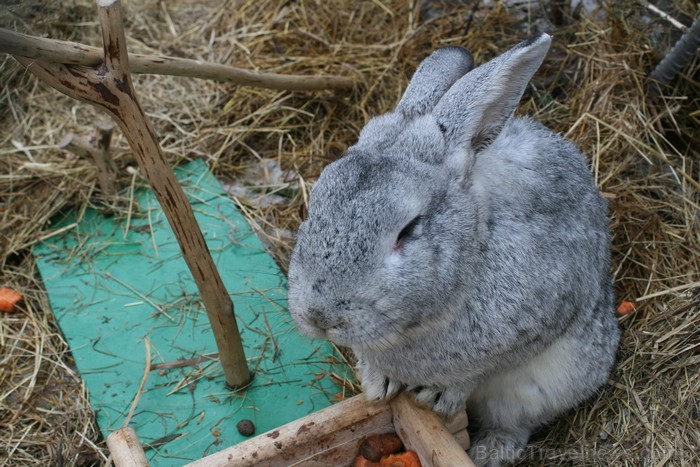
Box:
237 419 255 436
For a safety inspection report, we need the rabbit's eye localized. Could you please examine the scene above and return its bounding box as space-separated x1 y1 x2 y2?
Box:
395 215 422 248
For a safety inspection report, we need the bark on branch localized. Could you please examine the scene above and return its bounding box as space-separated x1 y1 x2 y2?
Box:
0 26 355 92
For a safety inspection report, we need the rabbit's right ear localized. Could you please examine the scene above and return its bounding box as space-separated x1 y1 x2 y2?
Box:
433 34 551 161
395 46 474 118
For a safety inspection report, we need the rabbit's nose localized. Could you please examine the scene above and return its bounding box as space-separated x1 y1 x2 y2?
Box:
306 306 340 331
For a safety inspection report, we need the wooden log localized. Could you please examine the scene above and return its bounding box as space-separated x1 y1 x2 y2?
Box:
185 395 394 467
107 427 149 467
186 393 471 466
390 393 476 467
0 26 355 92
14 0 251 387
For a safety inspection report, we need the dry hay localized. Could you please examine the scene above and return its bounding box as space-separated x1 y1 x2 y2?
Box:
1 0 698 465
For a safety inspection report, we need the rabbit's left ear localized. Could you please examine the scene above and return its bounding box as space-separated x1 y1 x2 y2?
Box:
434 34 551 156
395 46 474 118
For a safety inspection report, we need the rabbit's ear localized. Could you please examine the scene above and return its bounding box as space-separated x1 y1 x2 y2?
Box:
434 34 551 155
395 46 474 118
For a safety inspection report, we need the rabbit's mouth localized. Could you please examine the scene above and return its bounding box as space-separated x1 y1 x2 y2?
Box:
326 326 405 352
289 306 351 342
291 315 329 340
288 292 406 349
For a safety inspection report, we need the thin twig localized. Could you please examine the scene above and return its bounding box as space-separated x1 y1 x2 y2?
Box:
104 273 175 321
636 281 700 301
638 0 688 31
150 352 219 371
122 338 152 428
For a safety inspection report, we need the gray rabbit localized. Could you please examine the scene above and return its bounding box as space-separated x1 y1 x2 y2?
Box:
287 33 620 466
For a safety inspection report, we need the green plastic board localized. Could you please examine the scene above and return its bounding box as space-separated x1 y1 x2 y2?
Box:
34 159 350 465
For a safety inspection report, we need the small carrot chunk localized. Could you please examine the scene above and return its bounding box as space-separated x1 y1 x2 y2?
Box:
379 450 421 467
0 288 23 313
360 433 404 462
616 300 636 316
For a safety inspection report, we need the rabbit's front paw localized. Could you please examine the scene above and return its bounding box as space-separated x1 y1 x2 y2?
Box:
409 385 466 417
358 360 403 401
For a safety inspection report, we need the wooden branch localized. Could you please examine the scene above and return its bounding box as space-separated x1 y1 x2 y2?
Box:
0 26 355 92
15 0 251 387
391 393 475 467
107 427 150 467
59 132 117 197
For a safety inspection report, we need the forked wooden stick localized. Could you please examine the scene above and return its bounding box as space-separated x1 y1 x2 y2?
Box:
0 26 355 91
14 0 250 388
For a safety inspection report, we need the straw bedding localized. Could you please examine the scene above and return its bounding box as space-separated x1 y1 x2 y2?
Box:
0 0 697 465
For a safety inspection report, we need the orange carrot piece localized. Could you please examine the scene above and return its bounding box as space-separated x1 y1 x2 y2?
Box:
616 300 636 316
380 450 421 467
0 288 23 313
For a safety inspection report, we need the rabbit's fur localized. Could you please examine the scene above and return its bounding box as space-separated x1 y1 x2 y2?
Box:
288 34 620 466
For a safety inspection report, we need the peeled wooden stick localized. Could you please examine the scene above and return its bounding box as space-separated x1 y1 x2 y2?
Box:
390 393 475 467
107 427 149 467
0 26 355 92
185 394 394 467
14 0 251 387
